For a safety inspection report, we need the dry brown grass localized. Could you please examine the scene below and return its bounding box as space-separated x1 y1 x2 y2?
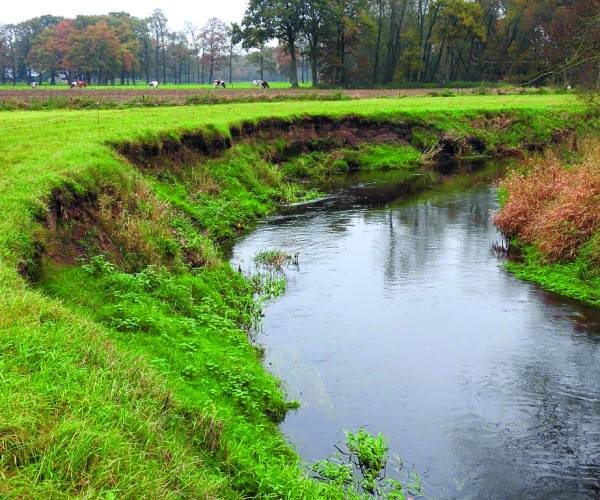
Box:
495 139 600 262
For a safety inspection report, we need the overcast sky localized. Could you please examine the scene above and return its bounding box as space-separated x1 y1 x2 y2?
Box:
1 0 250 31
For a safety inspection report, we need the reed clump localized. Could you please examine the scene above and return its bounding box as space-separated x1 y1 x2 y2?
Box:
495 140 600 262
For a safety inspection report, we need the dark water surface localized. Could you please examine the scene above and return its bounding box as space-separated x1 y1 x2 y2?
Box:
231 168 600 499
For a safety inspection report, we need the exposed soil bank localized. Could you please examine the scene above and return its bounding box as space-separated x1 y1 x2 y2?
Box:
32 112 585 281
116 116 415 167
113 113 549 172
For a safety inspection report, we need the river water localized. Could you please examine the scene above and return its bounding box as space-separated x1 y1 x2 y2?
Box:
231 167 600 499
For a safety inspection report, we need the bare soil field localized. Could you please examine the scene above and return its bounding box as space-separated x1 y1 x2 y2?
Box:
0 86 499 107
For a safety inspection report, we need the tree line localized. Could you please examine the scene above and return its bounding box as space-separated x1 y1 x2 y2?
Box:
0 10 301 86
1 0 598 88
239 0 599 87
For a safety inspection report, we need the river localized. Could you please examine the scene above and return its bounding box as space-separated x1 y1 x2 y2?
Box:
231 165 600 499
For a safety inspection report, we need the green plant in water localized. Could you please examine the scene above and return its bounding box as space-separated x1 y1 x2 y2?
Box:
255 271 287 300
313 429 423 498
312 456 354 486
253 249 298 269
347 429 389 486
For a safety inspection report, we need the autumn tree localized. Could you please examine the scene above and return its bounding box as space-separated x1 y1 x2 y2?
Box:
185 22 203 84
3 2 597 88
320 0 374 86
200 18 229 83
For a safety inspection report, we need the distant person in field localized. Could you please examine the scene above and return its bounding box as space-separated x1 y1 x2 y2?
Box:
30 82 38 88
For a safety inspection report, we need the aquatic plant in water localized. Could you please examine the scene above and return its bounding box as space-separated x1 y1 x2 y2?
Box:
253 249 298 269
313 429 423 498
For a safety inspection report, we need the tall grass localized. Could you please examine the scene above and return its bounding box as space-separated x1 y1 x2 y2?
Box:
495 140 600 262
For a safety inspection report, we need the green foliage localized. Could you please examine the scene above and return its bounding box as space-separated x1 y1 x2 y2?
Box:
345 145 421 171
347 429 389 483
427 90 456 97
312 457 354 485
252 271 287 301
505 246 600 307
313 429 423 498
39 257 326 495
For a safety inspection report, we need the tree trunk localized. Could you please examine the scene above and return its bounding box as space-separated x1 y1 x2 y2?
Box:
260 51 264 81
201 50 205 84
155 45 160 81
373 0 384 84
162 45 167 84
339 26 346 86
288 38 299 88
430 35 446 81
143 39 150 82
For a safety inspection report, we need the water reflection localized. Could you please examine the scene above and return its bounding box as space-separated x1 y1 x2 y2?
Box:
232 170 600 498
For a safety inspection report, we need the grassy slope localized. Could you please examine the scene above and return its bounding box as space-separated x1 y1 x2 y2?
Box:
0 95 583 497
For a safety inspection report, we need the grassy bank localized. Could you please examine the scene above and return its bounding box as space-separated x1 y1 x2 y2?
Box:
495 138 600 307
0 95 591 497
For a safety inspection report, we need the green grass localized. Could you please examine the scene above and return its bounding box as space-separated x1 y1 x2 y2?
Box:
0 94 588 496
505 242 600 307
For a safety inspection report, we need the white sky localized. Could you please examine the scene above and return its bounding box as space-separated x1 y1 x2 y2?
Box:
1 0 249 31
